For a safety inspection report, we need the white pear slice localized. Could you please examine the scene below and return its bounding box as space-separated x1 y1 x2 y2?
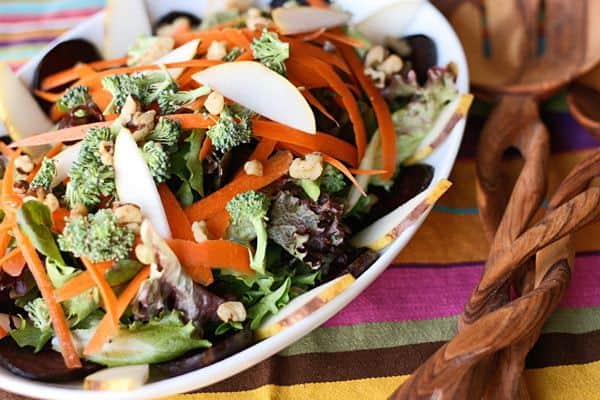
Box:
0 63 53 157
356 0 426 44
104 0 151 59
114 128 171 238
256 274 355 340
84 364 149 391
404 93 473 165
155 39 200 79
50 142 82 189
193 61 316 134
346 131 380 211
351 179 452 250
272 6 351 35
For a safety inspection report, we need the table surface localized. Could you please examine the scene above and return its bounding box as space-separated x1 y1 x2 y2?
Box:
2 1 600 399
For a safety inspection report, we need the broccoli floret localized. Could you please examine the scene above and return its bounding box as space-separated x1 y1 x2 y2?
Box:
58 209 135 262
157 85 211 115
320 164 347 194
30 158 57 191
146 117 181 148
224 47 244 62
102 70 175 114
65 127 116 208
24 298 51 331
56 85 92 112
101 74 131 114
206 106 252 154
142 141 170 183
226 190 271 274
251 29 289 75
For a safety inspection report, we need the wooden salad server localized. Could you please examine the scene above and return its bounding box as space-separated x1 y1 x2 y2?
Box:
390 0 600 398
567 65 600 140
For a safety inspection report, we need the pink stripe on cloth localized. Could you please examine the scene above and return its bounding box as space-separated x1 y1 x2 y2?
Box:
0 8 99 23
325 264 481 326
325 252 600 327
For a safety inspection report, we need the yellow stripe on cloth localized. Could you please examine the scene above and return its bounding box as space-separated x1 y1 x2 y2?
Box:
171 376 407 400
171 361 600 400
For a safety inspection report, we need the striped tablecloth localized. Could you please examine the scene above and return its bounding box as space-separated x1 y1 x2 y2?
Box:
2 2 600 399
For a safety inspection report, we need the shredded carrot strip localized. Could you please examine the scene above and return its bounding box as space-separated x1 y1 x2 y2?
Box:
321 31 365 48
0 326 7 340
205 210 230 239
2 153 20 209
307 0 329 7
9 121 111 148
300 87 339 126
74 63 96 79
250 138 277 163
0 233 10 266
285 38 352 76
252 120 358 166
90 88 112 110
53 261 113 302
299 28 326 42
14 228 81 368
52 208 69 233
349 168 388 175
185 151 293 222
158 184 195 242
0 142 15 158
49 104 65 122
167 239 252 284
2 249 26 277
46 142 64 158
340 45 397 180
199 137 213 161
41 57 127 90
287 64 329 89
295 56 366 161
11 113 215 149
81 258 119 334
84 266 150 355
34 90 62 103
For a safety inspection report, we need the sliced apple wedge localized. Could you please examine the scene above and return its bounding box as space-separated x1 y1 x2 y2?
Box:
193 61 316 134
114 128 171 238
255 274 355 340
104 0 151 59
404 93 473 165
50 142 82 189
0 63 53 157
155 39 200 79
346 131 380 211
356 0 426 43
351 179 452 251
84 364 149 391
272 6 351 35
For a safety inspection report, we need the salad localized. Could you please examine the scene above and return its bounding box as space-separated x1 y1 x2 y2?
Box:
0 0 471 388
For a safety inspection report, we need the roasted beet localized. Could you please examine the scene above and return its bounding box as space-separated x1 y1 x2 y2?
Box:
32 39 101 112
153 11 201 34
270 0 309 7
151 328 253 379
0 339 100 382
403 35 438 86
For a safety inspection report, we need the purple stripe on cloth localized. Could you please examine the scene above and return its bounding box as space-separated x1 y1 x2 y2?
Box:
458 112 596 160
0 36 57 47
325 253 600 327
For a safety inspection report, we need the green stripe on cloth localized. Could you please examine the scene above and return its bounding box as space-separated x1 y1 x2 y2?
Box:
0 44 46 60
281 306 600 357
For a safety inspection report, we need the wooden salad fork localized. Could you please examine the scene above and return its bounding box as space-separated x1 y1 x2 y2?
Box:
390 0 600 398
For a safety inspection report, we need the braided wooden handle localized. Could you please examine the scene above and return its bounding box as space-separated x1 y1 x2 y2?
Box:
390 177 600 400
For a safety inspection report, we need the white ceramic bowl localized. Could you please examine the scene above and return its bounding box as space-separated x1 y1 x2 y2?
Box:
1 1 468 399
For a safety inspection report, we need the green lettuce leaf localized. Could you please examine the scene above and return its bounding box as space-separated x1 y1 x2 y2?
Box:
16 200 64 264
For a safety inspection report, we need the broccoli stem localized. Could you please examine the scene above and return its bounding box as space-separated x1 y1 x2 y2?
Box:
250 217 268 275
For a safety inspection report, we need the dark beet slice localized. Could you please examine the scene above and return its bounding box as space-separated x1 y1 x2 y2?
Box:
32 39 101 112
0 339 100 382
403 35 437 85
151 328 253 379
153 11 201 34
348 164 434 231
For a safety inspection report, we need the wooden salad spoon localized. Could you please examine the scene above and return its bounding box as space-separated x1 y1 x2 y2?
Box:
391 0 600 398
567 65 600 140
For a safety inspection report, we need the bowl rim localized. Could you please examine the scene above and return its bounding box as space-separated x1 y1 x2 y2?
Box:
1 2 469 399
